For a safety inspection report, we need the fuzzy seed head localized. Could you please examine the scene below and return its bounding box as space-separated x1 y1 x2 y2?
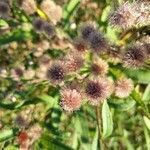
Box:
60 88 82 112
20 0 37 15
43 22 55 38
65 53 84 72
15 115 27 127
33 18 44 32
115 78 134 98
73 38 87 53
0 1 10 18
41 0 62 25
80 23 96 42
109 2 137 29
134 1 150 27
85 78 112 105
89 32 107 53
91 57 108 76
123 46 147 68
47 62 65 84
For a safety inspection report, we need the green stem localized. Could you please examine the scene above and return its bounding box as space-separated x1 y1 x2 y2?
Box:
95 106 104 150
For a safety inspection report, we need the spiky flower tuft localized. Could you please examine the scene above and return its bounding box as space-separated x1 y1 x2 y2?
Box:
115 77 134 98
47 61 65 84
123 45 147 68
134 1 150 27
42 21 55 38
0 1 10 18
73 38 87 53
19 0 37 15
109 1 150 29
33 18 45 32
90 57 108 76
60 88 82 112
33 18 55 38
80 23 96 42
85 78 112 105
89 32 107 53
64 52 84 72
109 2 137 29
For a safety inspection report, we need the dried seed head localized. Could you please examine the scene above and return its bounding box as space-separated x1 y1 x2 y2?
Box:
47 62 65 84
41 0 62 25
123 45 147 68
43 22 55 38
80 23 96 42
15 115 27 128
115 77 134 98
20 0 37 15
73 38 87 53
33 18 44 32
65 52 84 72
135 36 150 59
60 88 82 112
109 2 137 29
89 32 107 53
91 57 108 76
85 78 112 105
134 1 150 27
0 1 10 18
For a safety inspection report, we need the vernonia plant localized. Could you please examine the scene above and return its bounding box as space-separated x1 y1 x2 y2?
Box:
0 0 149 149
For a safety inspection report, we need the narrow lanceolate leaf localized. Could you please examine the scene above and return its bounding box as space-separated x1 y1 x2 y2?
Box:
102 101 113 139
108 98 136 111
0 129 14 142
91 128 98 150
123 69 150 84
144 127 150 150
143 116 150 131
142 84 150 101
0 29 37 46
63 0 80 21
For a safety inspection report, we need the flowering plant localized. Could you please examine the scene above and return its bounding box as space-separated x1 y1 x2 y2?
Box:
0 0 150 149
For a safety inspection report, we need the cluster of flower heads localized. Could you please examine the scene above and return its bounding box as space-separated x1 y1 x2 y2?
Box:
109 0 150 29
1 0 149 113
44 23 136 112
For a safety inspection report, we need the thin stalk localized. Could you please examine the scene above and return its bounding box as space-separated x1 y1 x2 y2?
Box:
95 106 104 150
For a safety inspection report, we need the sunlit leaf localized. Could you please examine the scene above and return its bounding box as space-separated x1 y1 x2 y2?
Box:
143 116 150 131
142 84 150 102
108 97 136 111
102 101 113 139
0 129 15 142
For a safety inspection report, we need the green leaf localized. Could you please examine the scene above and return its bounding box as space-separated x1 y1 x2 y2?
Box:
143 116 150 131
91 128 98 150
4 145 19 150
72 132 78 149
101 5 111 22
0 29 37 46
37 94 56 104
0 129 14 142
34 134 73 150
108 97 136 111
102 101 113 139
142 84 150 102
63 0 80 21
62 0 80 28
144 127 150 150
0 19 9 27
123 69 150 84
